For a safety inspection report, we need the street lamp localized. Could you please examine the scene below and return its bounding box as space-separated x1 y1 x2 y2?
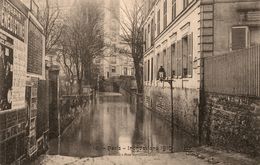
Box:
158 66 174 153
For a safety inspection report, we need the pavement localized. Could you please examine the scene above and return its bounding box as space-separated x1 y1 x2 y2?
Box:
30 146 260 165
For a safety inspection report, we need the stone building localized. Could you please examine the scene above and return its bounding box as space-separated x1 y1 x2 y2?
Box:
143 0 260 147
143 0 201 139
96 0 135 79
0 0 47 164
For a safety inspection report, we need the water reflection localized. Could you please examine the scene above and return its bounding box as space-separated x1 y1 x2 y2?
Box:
48 93 195 157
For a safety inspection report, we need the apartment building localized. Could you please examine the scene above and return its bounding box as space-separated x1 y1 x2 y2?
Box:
97 0 134 79
143 0 260 138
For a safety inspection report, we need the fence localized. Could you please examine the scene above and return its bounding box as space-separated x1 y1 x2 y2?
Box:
204 45 260 97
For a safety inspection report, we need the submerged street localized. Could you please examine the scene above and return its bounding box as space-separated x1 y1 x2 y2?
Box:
30 93 259 165
47 93 195 157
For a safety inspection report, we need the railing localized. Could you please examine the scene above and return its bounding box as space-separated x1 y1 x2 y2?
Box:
204 45 260 97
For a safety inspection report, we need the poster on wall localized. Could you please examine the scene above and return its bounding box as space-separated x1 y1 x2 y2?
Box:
0 41 13 110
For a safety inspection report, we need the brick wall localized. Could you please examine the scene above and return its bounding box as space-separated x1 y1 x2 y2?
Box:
144 86 200 138
201 93 260 156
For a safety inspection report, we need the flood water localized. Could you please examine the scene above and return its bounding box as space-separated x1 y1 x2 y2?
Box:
47 93 196 158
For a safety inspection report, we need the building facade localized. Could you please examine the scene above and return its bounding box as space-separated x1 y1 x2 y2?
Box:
143 0 260 140
97 0 135 79
0 0 46 164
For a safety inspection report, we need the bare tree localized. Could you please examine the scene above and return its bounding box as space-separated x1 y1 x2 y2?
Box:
56 35 75 95
112 0 144 93
39 0 63 55
58 0 104 95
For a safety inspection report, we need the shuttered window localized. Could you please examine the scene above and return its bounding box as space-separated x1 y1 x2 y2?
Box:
172 0 176 20
163 0 167 29
163 49 167 69
148 60 150 81
231 26 249 50
183 0 189 9
144 61 146 81
188 33 193 76
174 33 194 79
167 46 171 77
144 29 147 51
156 53 160 80
157 10 160 35
182 36 188 78
177 40 182 77
171 44 177 77
151 19 155 46
151 58 153 81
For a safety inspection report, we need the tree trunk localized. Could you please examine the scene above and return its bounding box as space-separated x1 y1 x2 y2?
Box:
134 61 143 94
78 80 82 95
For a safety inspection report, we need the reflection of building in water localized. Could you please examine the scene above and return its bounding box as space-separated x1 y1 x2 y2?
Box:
101 100 135 154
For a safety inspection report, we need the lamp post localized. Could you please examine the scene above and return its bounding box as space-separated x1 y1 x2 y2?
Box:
158 66 174 153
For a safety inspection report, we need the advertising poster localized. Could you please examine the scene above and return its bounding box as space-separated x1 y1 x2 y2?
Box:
0 40 13 110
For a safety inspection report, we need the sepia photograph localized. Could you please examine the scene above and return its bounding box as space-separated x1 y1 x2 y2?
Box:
0 0 260 164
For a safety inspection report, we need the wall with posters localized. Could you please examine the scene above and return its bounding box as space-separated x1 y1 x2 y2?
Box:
0 32 13 110
27 20 43 75
0 1 29 164
0 0 27 41
12 38 27 109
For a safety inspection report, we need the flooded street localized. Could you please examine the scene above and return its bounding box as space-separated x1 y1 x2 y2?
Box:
46 93 195 158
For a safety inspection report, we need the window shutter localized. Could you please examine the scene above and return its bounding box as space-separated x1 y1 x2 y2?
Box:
188 33 193 76
231 27 247 50
157 53 160 80
177 40 182 78
151 58 154 81
167 46 171 77
148 60 150 81
163 50 166 68
172 44 177 77
144 61 147 81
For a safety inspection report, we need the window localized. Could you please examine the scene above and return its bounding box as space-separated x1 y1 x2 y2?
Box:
172 0 176 20
183 0 189 9
148 24 150 47
111 66 116 73
144 61 147 81
182 36 188 78
163 49 166 69
166 46 171 77
123 67 127 75
131 68 134 76
144 29 147 51
95 59 101 63
156 53 160 80
176 33 193 78
148 60 150 81
157 10 160 35
231 26 250 50
111 56 116 64
151 19 155 46
171 44 176 77
163 0 167 29
151 58 153 81
175 33 193 78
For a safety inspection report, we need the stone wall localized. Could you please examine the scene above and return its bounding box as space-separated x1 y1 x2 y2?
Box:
144 86 200 138
201 93 260 156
